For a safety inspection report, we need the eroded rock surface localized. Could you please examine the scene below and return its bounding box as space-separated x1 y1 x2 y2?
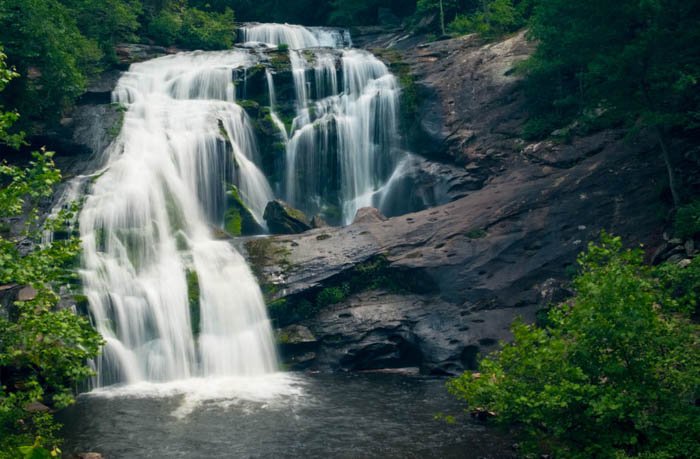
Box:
247 30 666 374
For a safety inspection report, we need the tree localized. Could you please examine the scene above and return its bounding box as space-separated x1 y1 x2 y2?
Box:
524 0 700 207
448 234 700 458
0 0 102 128
0 50 103 459
448 0 531 38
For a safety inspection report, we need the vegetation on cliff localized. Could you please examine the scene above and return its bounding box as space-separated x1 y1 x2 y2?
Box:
0 0 235 133
0 53 102 459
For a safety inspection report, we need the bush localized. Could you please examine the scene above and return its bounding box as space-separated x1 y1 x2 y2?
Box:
148 9 183 46
178 7 235 50
0 59 102 457
674 200 700 239
448 233 700 458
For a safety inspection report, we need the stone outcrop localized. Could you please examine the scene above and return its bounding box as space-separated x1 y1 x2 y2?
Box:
224 186 265 236
264 200 312 235
244 30 667 375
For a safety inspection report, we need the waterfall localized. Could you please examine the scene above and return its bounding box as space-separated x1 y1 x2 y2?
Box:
80 50 278 386
43 22 418 390
242 23 402 224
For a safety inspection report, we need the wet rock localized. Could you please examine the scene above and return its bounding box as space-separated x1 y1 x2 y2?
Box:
77 453 104 459
17 286 37 301
277 325 318 370
298 290 537 374
352 207 387 224
310 215 329 229
264 200 311 235
379 154 482 217
24 401 50 413
0 284 20 320
115 43 175 67
535 278 573 306
685 239 695 256
277 324 317 344
677 258 693 268
225 186 265 236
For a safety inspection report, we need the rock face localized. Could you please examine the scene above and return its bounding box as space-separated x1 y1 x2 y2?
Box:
264 200 312 235
245 30 667 375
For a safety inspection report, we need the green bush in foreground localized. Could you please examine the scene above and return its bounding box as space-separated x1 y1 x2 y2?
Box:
448 233 700 458
0 54 102 458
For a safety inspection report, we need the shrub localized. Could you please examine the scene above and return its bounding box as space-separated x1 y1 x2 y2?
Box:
148 9 183 46
674 200 700 239
178 7 235 50
448 233 700 458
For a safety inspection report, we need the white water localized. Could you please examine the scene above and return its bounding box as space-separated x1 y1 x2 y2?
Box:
44 23 413 392
80 51 278 387
243 23 402 224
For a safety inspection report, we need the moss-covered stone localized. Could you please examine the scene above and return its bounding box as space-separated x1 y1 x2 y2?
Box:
264 254 439 327
186 270 200 336
224 185 265 237
263 200 311 235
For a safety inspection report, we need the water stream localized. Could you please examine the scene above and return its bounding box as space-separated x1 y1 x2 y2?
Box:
47 22 490 457
80 50 278 386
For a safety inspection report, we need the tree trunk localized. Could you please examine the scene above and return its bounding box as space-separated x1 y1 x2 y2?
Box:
439 0 446 36
641 83 680 208
655 127 680 208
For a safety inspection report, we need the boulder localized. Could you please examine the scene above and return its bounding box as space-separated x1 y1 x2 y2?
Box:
263 200 311 235
224 186 265 236
277 324 317 344
352 207 387 224
310 215 329 229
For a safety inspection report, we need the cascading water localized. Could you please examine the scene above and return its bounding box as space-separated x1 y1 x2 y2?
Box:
79 51 278 386
242 23 402 224
46 22 417 391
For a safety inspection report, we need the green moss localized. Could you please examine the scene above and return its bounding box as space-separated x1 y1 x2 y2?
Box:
186 270 201 336
107 105 126 139
224 185 263 237
316 234 331 241
245 238 292 300
372 49 420 140
316 283 350 308
224 207 242 236
285 205 308 223
466 228 488 239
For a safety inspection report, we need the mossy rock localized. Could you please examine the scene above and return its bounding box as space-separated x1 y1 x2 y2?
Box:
263 200 311 235
187 270 201 336
224 185 265 236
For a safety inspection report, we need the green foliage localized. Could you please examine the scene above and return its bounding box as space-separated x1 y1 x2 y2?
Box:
673 200 700 239
448 0 531 38
465 228 487 239
62 0 143 63
316 284 350 308
448 233 700 458
148 9 183 46
0 151 102 455
0 62 102 457
523 0 700 138
178 7 235 50
145 4 235 49
0 0 102 127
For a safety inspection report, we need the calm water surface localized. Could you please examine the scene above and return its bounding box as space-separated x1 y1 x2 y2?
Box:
59 372 514 458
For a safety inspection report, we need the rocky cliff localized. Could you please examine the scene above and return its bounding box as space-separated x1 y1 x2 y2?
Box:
246 30 668 375
19 31 670 376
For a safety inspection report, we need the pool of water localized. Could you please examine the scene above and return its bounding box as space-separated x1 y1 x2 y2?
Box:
59 372 515 458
